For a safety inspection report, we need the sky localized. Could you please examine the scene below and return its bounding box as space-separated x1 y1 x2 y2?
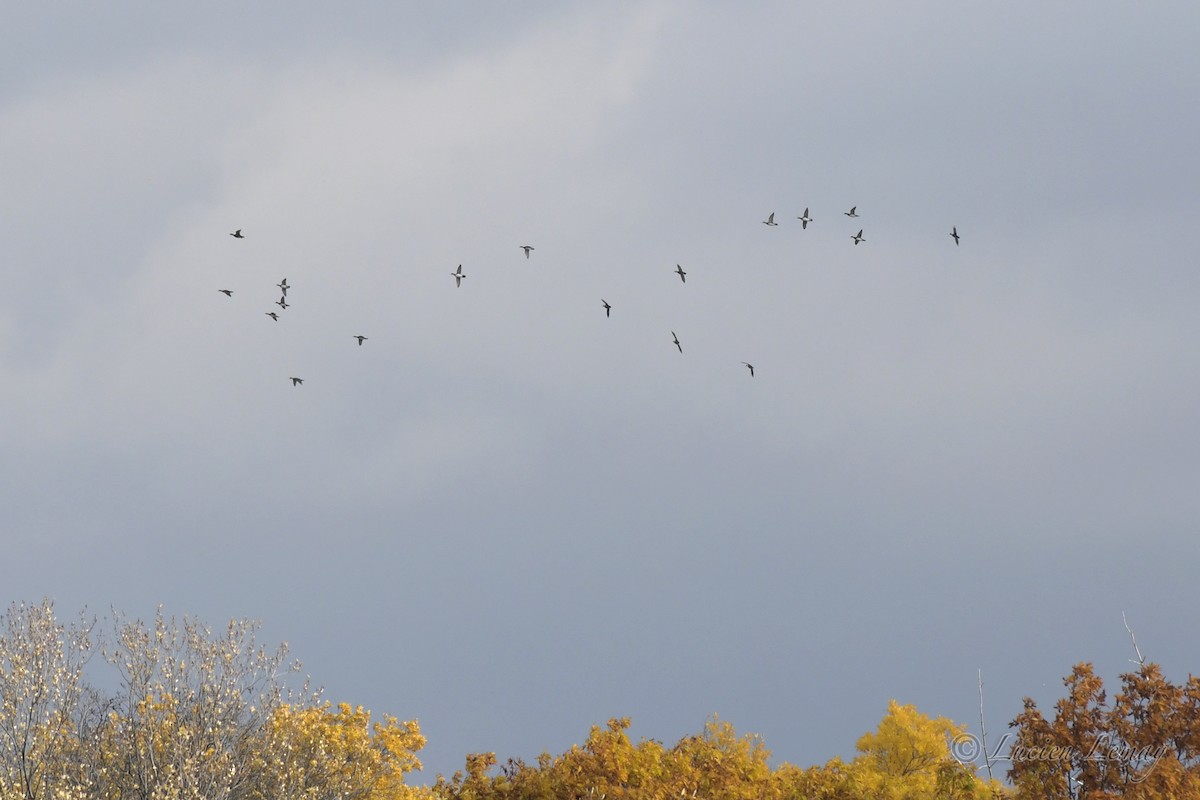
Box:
3 0 1200 784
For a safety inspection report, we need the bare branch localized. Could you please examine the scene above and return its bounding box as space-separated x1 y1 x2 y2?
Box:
1122 611 1145 666
978 669 994 784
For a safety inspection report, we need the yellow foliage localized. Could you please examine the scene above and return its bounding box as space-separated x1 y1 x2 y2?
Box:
252 702 426 800
428 708 1006 800
848 700 995 800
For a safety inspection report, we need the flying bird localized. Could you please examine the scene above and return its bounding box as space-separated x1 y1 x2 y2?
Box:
521 245 534 258
602 299 611 318
763 212 778 226
671 331 682 353
742 362 755 377
290 377 303 386
675 264 687 283
277 278 289 293
354 335 368 346
852 229 865 245
844 206 859 218
276 297 289 309
950 226 960 246
266 312 279 321
452 264 465 287
230 229 244 238
798 208 812 229
218 289 233 297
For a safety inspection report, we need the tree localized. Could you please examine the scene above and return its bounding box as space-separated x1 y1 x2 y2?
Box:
0 602 430 800
0 600 95 800
430 709 999 800
668 714 774 800
849 700 994 800
251 702 427 800
1008 661 1200 800
90 606 313 800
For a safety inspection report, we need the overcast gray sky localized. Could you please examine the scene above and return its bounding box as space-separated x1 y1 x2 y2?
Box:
4 0 1200 782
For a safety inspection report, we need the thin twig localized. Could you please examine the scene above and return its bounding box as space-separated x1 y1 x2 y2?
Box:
1123 611 1145 666
978 668 994 783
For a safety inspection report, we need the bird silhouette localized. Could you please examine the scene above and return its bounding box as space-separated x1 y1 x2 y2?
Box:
452 264 465 287
266 312 279 321
521 245 534 258
798 208 812 229
852 229 865 245
742 362 755 377
763 212 777 226
950 226 960 246
290 377 303 386
354 335 367 346
218 289 233 297
672 331 682 353
230 229 244 238
602 299 611 318
675 264 687 283
844 206 859 218
276 297 289 309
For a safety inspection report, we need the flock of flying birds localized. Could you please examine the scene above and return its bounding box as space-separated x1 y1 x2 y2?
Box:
217 209 961 386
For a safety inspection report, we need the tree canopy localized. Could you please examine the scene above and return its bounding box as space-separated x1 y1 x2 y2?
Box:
6 600 1198 800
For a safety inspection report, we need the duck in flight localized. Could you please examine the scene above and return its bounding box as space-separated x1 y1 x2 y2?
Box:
290 377 303 386
276 297 289 309
354 335 368 346
452 264 465 287
950 226 960 246
230 229 244 238
672 331 682 353
763 212 778 226
266 312 279 321
277 278 289 293
844 206 859 218
521 245 534 259
798 208 812 229
742 362 755 377
852 229 865 245
602 299 611 318
675 264 687 283
218 289 233 297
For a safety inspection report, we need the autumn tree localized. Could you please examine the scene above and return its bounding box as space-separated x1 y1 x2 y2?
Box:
841 700 996 800
0 600 96 800
668 715 774 800
772 757 862 800
0 601 428 800
85 606 316 800
249 701 427 800
1008 661 1200 800
431 708 998 800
